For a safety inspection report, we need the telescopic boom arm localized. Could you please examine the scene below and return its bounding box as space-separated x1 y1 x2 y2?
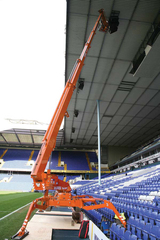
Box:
12 9 124 240
31 9 109 192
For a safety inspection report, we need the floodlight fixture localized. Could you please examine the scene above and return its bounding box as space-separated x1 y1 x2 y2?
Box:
78 78 84 90
74 109 79 118
72 127 75 133
108 10 120 34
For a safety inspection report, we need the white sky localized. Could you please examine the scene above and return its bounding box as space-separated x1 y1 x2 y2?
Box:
0 0 66 131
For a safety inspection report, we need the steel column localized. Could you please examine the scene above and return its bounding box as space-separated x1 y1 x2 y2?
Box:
97 100 101 185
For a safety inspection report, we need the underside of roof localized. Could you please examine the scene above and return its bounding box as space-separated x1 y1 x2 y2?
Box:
0 0 160 151
0 128 64 149
64 0 160 149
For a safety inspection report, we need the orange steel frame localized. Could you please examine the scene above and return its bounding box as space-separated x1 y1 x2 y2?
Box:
12 9 126 239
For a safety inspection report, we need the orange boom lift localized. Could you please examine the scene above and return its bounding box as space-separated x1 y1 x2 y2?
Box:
12 9 124 239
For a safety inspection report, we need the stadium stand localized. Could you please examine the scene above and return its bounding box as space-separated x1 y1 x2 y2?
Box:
61 151 90 171
0 149 34 171
0 148 99 192
2 149 32 160
1 146 160 239
0 173 10 181
1 160 32 170
0 148 99 172
73 163 160 239
0 174 32 191
45 151 64 171
65 175 80 182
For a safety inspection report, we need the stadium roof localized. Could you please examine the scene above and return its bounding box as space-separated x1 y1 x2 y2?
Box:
64 0 160 149
0 0 160 150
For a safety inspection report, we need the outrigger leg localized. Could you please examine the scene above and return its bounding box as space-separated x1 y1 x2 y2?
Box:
11 196 48 239
12 193 126 239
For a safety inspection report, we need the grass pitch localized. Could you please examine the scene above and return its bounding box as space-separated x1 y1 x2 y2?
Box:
0 191 42 240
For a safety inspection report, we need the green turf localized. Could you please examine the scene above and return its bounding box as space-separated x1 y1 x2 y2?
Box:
0 191 42 218
0 191 42 240
0 191 18 194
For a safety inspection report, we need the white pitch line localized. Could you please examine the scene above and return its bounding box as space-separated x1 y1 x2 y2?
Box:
0 202 32 221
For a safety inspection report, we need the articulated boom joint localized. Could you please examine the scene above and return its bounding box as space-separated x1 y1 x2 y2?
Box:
32 171 71 192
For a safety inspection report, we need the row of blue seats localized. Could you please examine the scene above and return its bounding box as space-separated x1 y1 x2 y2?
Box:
61 151 90 170
137 184 159 188
110 221 160 240
113 201 160 216
108 202 160 229
98 207 115 221
0 149 38 161
123 186 159 195
112 196 160 210
143 178 160 182
122 184 160 191
110 223 141 240
118 193 141 199
119 193 159 200
0 148 98 171
114 200 160 212
122 188 159 194
82 209 102 227
80 178 130 191
124 185 160 190
136 182 160 187
127 216 160 240
113 196 158 204
114 204 160 224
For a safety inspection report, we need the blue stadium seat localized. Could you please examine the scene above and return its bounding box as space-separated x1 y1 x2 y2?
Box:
118 227 125 240
155 220 160 227
142 223 152 240
114 224 121 239
130 235 137 240
110 223 117 240
121 230 131 240
131 223 136 235
139 220 145 231
150 225 160 240
152 211 158 221
135 220 142 239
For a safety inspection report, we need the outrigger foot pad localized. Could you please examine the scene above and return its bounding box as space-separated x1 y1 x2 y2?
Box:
11 230 29 240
